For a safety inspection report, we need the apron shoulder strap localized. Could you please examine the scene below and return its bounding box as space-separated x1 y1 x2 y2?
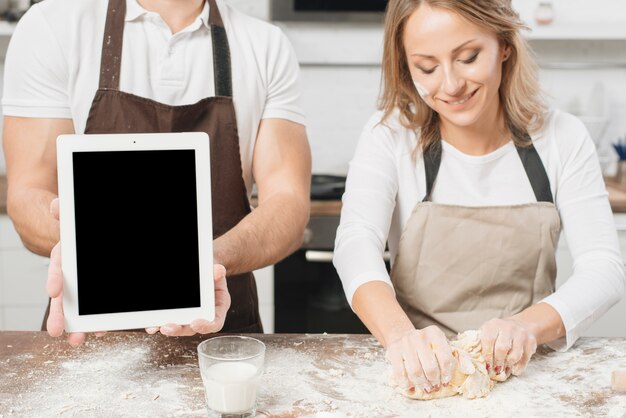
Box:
422 142 442 202
515 134 554 203
421 130 554 203
208 0 233 97
99 0 126 91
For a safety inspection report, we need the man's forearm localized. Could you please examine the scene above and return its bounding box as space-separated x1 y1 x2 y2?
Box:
7 187 58 256
213 191 309 275
3 116 74 257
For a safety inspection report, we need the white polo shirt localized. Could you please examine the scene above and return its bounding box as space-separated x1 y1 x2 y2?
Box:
2 0 306 196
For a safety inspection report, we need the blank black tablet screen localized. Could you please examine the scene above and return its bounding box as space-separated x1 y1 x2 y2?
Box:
73 150 201 315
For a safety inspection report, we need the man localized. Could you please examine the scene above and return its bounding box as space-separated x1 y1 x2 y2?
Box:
2 0 311 345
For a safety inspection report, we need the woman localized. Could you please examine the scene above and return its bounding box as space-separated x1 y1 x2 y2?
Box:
334 0 625 395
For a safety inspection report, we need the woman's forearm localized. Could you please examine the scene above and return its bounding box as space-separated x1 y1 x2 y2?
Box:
509 302 565 345
352 281 416 348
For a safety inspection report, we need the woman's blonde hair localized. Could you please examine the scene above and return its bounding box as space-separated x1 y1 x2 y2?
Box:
379 0 546 151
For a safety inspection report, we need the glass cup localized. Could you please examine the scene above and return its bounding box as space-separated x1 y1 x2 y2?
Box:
197 336 266 418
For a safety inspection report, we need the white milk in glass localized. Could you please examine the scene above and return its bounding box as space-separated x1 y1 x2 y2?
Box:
203 361 260 413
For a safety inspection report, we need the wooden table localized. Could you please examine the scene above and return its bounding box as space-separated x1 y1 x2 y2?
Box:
1 332 625 417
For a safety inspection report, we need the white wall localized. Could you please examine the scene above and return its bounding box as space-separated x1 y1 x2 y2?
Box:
300 65 381 175
532 40 626 174
275 1 626 175
1 1 624 175
225 0 269 20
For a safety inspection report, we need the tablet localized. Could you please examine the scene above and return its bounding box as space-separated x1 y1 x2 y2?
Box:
57 132 214 332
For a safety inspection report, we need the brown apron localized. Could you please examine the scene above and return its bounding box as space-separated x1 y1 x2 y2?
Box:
390 134 561 336
43 0 263 333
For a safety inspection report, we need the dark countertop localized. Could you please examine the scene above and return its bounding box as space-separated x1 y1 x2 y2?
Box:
0 332 625 417
250 197 342 217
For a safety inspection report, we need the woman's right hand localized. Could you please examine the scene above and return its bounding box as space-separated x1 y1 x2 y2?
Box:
385 325 456 393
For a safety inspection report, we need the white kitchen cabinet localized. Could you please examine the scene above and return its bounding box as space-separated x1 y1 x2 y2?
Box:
2 305 46 330
0 248 48 305
254 264 274 333
0 215 49 331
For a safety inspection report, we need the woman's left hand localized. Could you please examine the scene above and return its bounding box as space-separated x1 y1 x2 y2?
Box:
479 318 537 379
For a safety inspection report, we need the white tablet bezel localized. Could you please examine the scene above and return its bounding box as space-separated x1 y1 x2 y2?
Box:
57 132 214 332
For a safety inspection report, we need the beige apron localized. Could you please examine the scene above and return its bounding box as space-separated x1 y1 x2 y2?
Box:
390 135 561 336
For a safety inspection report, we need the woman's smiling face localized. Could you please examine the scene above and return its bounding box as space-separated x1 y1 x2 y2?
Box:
404 3 510 131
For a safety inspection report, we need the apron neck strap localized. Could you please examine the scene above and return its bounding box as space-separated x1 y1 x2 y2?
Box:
422 141 442 203
99 0 126 91
514 131 554 203
207 0 233 97
99 0 233 97
422 130 554 203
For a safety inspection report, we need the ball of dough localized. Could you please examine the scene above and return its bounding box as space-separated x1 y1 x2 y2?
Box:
390 330 509 400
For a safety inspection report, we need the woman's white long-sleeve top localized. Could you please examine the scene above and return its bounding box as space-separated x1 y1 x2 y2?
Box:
334 108 625 351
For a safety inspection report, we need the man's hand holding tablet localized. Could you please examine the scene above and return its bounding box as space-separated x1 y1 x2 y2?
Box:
50 132 226 345
46 199 231 345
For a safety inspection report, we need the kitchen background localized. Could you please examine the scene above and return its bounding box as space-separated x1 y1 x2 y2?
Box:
0 0 625 335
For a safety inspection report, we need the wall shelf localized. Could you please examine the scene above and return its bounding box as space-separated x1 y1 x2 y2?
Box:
278 21 626 67
526 23 626 41
539 61 626 70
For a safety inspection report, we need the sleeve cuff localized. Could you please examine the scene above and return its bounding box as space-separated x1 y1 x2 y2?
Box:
343 270 394 310
261 108 306 126
2 101 72 119
539 296 580 352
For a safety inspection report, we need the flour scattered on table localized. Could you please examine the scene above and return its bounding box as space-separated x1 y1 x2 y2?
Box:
257 336 626 418
3 335 626 418
5 336 206 418
260 345 397 417
122 391 137 400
